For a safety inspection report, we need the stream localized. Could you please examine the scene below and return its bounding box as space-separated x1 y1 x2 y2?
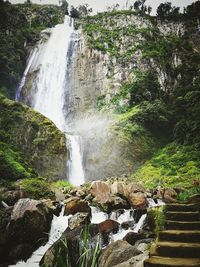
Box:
10 199 164 266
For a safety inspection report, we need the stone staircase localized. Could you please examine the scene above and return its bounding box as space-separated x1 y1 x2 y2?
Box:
144 201 200 267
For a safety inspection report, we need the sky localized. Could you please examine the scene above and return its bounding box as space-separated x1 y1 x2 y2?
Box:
10 0 195 15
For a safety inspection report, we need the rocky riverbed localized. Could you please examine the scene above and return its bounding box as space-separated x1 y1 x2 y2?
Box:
0 179 179 267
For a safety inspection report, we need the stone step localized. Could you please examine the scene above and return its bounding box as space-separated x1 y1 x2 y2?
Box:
166 203 199 212
159 230 200 243
165 220 200 230
144 256 200 267
151 241 200 258
165 211 200 221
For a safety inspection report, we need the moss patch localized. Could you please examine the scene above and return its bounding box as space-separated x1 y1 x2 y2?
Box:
0 142 35 181
132 142 200 189
20 177 54 199
0 94 67 180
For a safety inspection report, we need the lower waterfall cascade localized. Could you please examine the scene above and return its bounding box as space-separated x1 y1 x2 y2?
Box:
9 206 71 267
10 199 164 266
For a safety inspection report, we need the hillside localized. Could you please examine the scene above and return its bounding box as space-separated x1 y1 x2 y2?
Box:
70 5 200 191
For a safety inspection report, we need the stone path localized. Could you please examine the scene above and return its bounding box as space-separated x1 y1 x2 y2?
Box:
144 201 200 267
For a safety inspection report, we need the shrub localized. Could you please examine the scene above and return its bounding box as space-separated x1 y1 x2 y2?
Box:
21 177 54 199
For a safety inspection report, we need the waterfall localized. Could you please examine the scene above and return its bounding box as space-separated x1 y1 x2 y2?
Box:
16 16 85 186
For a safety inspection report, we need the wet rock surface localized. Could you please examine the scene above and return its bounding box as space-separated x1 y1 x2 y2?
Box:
68 212 90 230
129 192 147 209
0 198 54 265
89 180 147 212
91 181 112 204
64 197 91 215
98 240 141 267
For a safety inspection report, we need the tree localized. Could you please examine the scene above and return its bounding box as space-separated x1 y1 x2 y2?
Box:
70 6 80 19
185 1 200 19
78 4 92 17
59 0 68 14
134 0 147 14
157 2 172 18
147 6 152 15
134 0 141 11
157 2 180 19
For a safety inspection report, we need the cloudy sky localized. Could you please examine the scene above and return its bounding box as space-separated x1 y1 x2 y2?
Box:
10 0 195 14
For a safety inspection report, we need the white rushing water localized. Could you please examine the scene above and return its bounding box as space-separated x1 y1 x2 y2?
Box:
16 16 85 186
32 16 72 131
15 49 37 101
10 206 70 267
91 206 109 224
67 135 85 186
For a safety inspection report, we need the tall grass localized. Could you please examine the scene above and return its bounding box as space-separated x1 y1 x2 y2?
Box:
45 224 101 267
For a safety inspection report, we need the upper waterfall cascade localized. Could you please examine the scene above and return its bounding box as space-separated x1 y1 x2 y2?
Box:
16 16 85 186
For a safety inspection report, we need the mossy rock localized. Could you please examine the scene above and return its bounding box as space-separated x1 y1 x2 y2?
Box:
0 94 67 180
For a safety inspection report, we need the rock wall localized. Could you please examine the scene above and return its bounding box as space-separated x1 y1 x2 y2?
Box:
72 13 185 109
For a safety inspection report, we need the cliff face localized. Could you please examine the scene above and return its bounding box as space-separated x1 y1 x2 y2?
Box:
69 10 200 183
73 12 184 109
0 94 67 180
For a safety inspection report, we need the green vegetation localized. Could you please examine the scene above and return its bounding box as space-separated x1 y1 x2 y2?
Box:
133 143 200 189
20 177 54 199
52 180 74 190
78 224 100 267
148 206 166 235
0 142 35 181
42 224 100 267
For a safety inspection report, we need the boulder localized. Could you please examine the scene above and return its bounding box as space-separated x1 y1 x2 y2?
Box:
0 198 53 265
68 212 90 230
76 188 88 198
123 232 145 246
128 192 147 209
127 183 145 194
163 188 177 203
121 221 135 230
99 219 119 235
9 198 53 242
110 182 145 199
111 196 129 210
64 197 91 216
98 240 141 267
110 181 128 197
2 188 28 206
111 252 149 267
90 181 111 204
41 199 61 216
